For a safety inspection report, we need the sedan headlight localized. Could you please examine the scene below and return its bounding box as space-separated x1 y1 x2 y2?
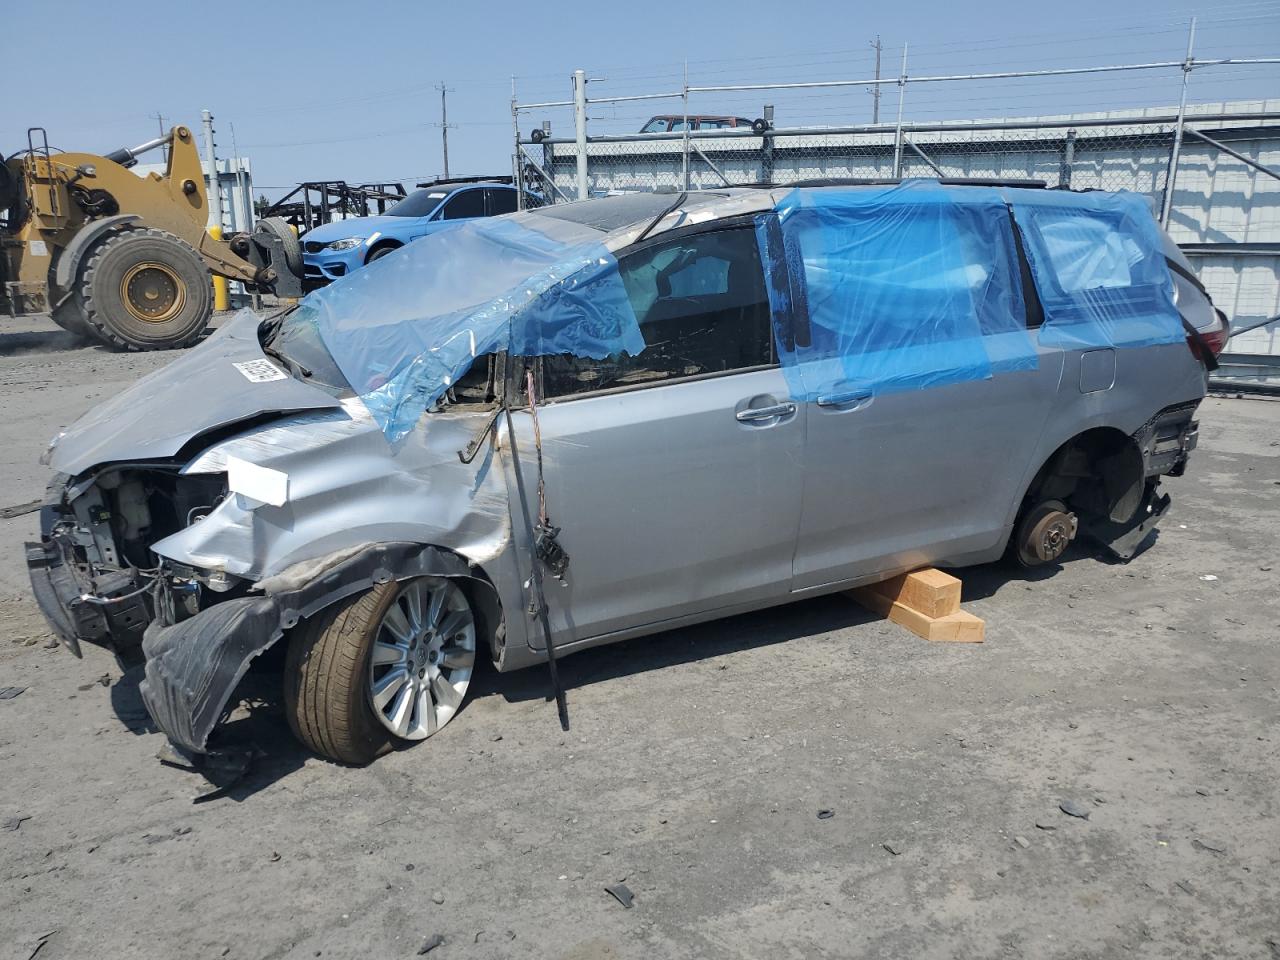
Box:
327 237 365 251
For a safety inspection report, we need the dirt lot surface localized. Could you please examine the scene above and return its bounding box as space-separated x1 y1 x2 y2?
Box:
0 317 1277 960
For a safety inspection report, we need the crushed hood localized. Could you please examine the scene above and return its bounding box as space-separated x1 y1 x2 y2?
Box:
48 309 342 477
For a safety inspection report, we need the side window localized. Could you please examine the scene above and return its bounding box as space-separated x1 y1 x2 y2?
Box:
486 188 518 216
441 189 485 220
541 227 775 399
1012 201 1181 349
1023 209 1151 294
697 119 731 129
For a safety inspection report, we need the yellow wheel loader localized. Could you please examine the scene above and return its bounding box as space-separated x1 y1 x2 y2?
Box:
0 125 302 351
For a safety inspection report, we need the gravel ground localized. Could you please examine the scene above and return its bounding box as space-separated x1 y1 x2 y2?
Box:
0 318 1277 960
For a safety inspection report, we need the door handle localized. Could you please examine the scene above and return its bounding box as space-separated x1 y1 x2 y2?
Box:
736 401 796 423
816 390 872 409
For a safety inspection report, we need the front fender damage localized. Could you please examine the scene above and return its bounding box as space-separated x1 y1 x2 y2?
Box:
140 541 500 755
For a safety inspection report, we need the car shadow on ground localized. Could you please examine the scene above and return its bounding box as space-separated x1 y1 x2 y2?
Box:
129 552 1095 800
469 552 1097 706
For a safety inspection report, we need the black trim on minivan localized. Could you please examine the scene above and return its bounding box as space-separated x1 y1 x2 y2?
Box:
1006 208 1046 330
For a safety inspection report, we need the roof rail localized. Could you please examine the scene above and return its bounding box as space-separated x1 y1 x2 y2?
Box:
414 174 515 188
762 177 1048 189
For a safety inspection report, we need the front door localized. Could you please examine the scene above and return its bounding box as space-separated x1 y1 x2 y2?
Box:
506 224 805 645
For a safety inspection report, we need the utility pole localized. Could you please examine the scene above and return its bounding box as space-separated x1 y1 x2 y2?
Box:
870 36 882 124
200 109 225 231
435 82 456 179
573 69 588 200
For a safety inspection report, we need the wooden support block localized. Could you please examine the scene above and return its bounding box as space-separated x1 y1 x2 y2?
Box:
865 568 961 618
847 569 985 644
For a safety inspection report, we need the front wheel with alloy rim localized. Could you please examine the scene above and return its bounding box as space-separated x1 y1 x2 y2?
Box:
77 226 212 350
284 577 477 764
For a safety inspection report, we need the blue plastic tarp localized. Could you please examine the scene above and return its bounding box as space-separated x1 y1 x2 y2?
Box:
295 215 643 439
299 181 1179 443
760 181 1036 402
1004 189 1183 350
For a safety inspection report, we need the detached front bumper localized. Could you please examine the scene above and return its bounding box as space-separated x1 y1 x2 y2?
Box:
25 535 84 657
140 596 281 754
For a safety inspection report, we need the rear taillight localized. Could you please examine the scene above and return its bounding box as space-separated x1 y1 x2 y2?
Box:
1187 310 1229 363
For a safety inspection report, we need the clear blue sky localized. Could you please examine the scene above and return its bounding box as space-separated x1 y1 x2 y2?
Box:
5 0 1278 201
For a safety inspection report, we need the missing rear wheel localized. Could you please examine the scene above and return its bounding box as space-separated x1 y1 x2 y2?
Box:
1013 500 1078 567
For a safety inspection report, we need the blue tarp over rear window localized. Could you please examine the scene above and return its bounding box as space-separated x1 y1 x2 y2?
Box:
1004 189 1184 350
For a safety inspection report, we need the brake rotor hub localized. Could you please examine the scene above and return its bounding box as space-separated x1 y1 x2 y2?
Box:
1028 509 1078 563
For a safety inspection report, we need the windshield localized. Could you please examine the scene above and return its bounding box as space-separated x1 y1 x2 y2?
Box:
384 188 450 218
263 309 351 396
288 213 644 439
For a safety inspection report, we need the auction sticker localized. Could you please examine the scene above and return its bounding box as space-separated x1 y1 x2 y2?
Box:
233 359 288 383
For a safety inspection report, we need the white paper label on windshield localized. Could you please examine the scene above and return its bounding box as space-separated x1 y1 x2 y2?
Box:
233 359 287 383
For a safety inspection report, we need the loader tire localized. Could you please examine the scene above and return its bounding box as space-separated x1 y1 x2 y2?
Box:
283 583 399 765
78 227 212 351
252 216 303 280
48 300 98 342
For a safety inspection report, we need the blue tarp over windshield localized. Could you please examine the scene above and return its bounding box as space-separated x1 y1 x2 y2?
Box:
295 215 644 440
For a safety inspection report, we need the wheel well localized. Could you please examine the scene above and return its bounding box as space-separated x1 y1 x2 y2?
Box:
365 238 402 261
260 541 506 665
1024 427 1146 526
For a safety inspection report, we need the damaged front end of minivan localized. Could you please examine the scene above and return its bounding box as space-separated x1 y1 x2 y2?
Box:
26 308 516 757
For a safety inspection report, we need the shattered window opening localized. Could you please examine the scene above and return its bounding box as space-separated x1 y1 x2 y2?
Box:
538 226 776 401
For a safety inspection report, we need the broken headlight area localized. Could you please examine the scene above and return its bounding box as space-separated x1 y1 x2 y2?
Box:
26 466 239 658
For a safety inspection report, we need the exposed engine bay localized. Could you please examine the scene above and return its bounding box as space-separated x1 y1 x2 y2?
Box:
29 466 233 657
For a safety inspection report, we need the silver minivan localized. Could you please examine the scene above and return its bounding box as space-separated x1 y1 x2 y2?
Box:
27 181 1227 764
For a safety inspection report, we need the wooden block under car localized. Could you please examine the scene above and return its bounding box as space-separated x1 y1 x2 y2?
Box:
847 568 985 643
864 567 961 618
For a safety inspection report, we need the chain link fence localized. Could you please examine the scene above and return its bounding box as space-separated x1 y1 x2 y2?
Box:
515 115 1277 211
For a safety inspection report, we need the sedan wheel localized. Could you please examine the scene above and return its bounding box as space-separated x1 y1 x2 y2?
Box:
368 578 476 740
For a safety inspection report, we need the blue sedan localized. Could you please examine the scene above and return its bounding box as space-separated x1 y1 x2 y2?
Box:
301 180 520 285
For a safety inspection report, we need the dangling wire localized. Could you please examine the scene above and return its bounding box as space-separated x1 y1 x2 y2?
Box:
526 369 549 526
503 368 569 730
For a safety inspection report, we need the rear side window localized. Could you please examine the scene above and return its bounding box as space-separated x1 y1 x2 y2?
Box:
1011 195 1183 349
540 227 774 399
486 189 518 216
441 189 485 220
